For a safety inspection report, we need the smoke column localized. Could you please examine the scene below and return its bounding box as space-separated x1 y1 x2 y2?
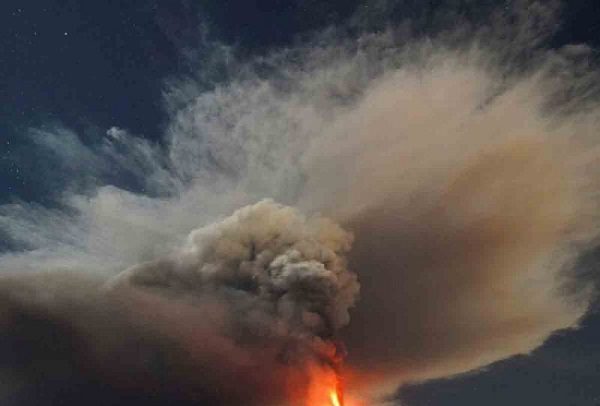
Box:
0 200 359 405
1 0 600 404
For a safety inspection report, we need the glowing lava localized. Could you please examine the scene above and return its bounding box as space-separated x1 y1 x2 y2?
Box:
329 389 342 406
304 363 346 406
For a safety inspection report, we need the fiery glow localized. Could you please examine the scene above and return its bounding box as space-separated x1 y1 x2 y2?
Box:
329 390 342 406
303 363 355 406
304 364 338 406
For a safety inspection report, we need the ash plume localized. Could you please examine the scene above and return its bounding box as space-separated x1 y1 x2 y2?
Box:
1 0 600 404
0 201 358 405
303 67 600 387
110 199 358 336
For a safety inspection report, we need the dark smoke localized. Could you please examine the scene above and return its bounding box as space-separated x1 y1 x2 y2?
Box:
0 201 358 405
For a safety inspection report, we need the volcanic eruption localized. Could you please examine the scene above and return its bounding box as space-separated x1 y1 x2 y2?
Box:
1 1 600 405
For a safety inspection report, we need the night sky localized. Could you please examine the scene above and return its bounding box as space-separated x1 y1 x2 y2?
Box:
3 1 600 405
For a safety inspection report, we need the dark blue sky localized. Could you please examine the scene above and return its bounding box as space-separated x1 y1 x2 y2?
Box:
2 1 600 405
2 0 599 142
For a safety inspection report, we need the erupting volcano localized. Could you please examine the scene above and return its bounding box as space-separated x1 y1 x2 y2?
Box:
3 2 600 405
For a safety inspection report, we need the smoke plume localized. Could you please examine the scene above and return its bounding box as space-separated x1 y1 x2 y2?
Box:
1 0 600 404
0 201 358 405
303 64 599 388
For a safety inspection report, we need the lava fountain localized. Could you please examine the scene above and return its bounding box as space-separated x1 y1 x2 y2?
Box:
329 390 342 406
303 362 361 406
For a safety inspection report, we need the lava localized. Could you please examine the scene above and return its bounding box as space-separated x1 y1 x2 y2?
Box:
303 362 347 406
329 389 342 406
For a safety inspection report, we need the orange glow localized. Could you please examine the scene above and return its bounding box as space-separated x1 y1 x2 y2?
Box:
302 362 368 406
304 363 341 406
329 389 342 406
299 362 401 406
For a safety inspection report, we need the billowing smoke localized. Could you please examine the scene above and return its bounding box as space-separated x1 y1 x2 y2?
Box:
108 199 360 381
0 201 357 405
111 199 358 338
2 0 600 404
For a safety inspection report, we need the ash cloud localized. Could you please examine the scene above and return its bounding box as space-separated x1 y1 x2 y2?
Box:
0 201 358 405
304 65 599 386
1 0 600 404
111 200 358 336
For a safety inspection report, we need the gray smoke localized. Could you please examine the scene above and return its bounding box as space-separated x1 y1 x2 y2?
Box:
109 199 358 337
0 201 358 405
